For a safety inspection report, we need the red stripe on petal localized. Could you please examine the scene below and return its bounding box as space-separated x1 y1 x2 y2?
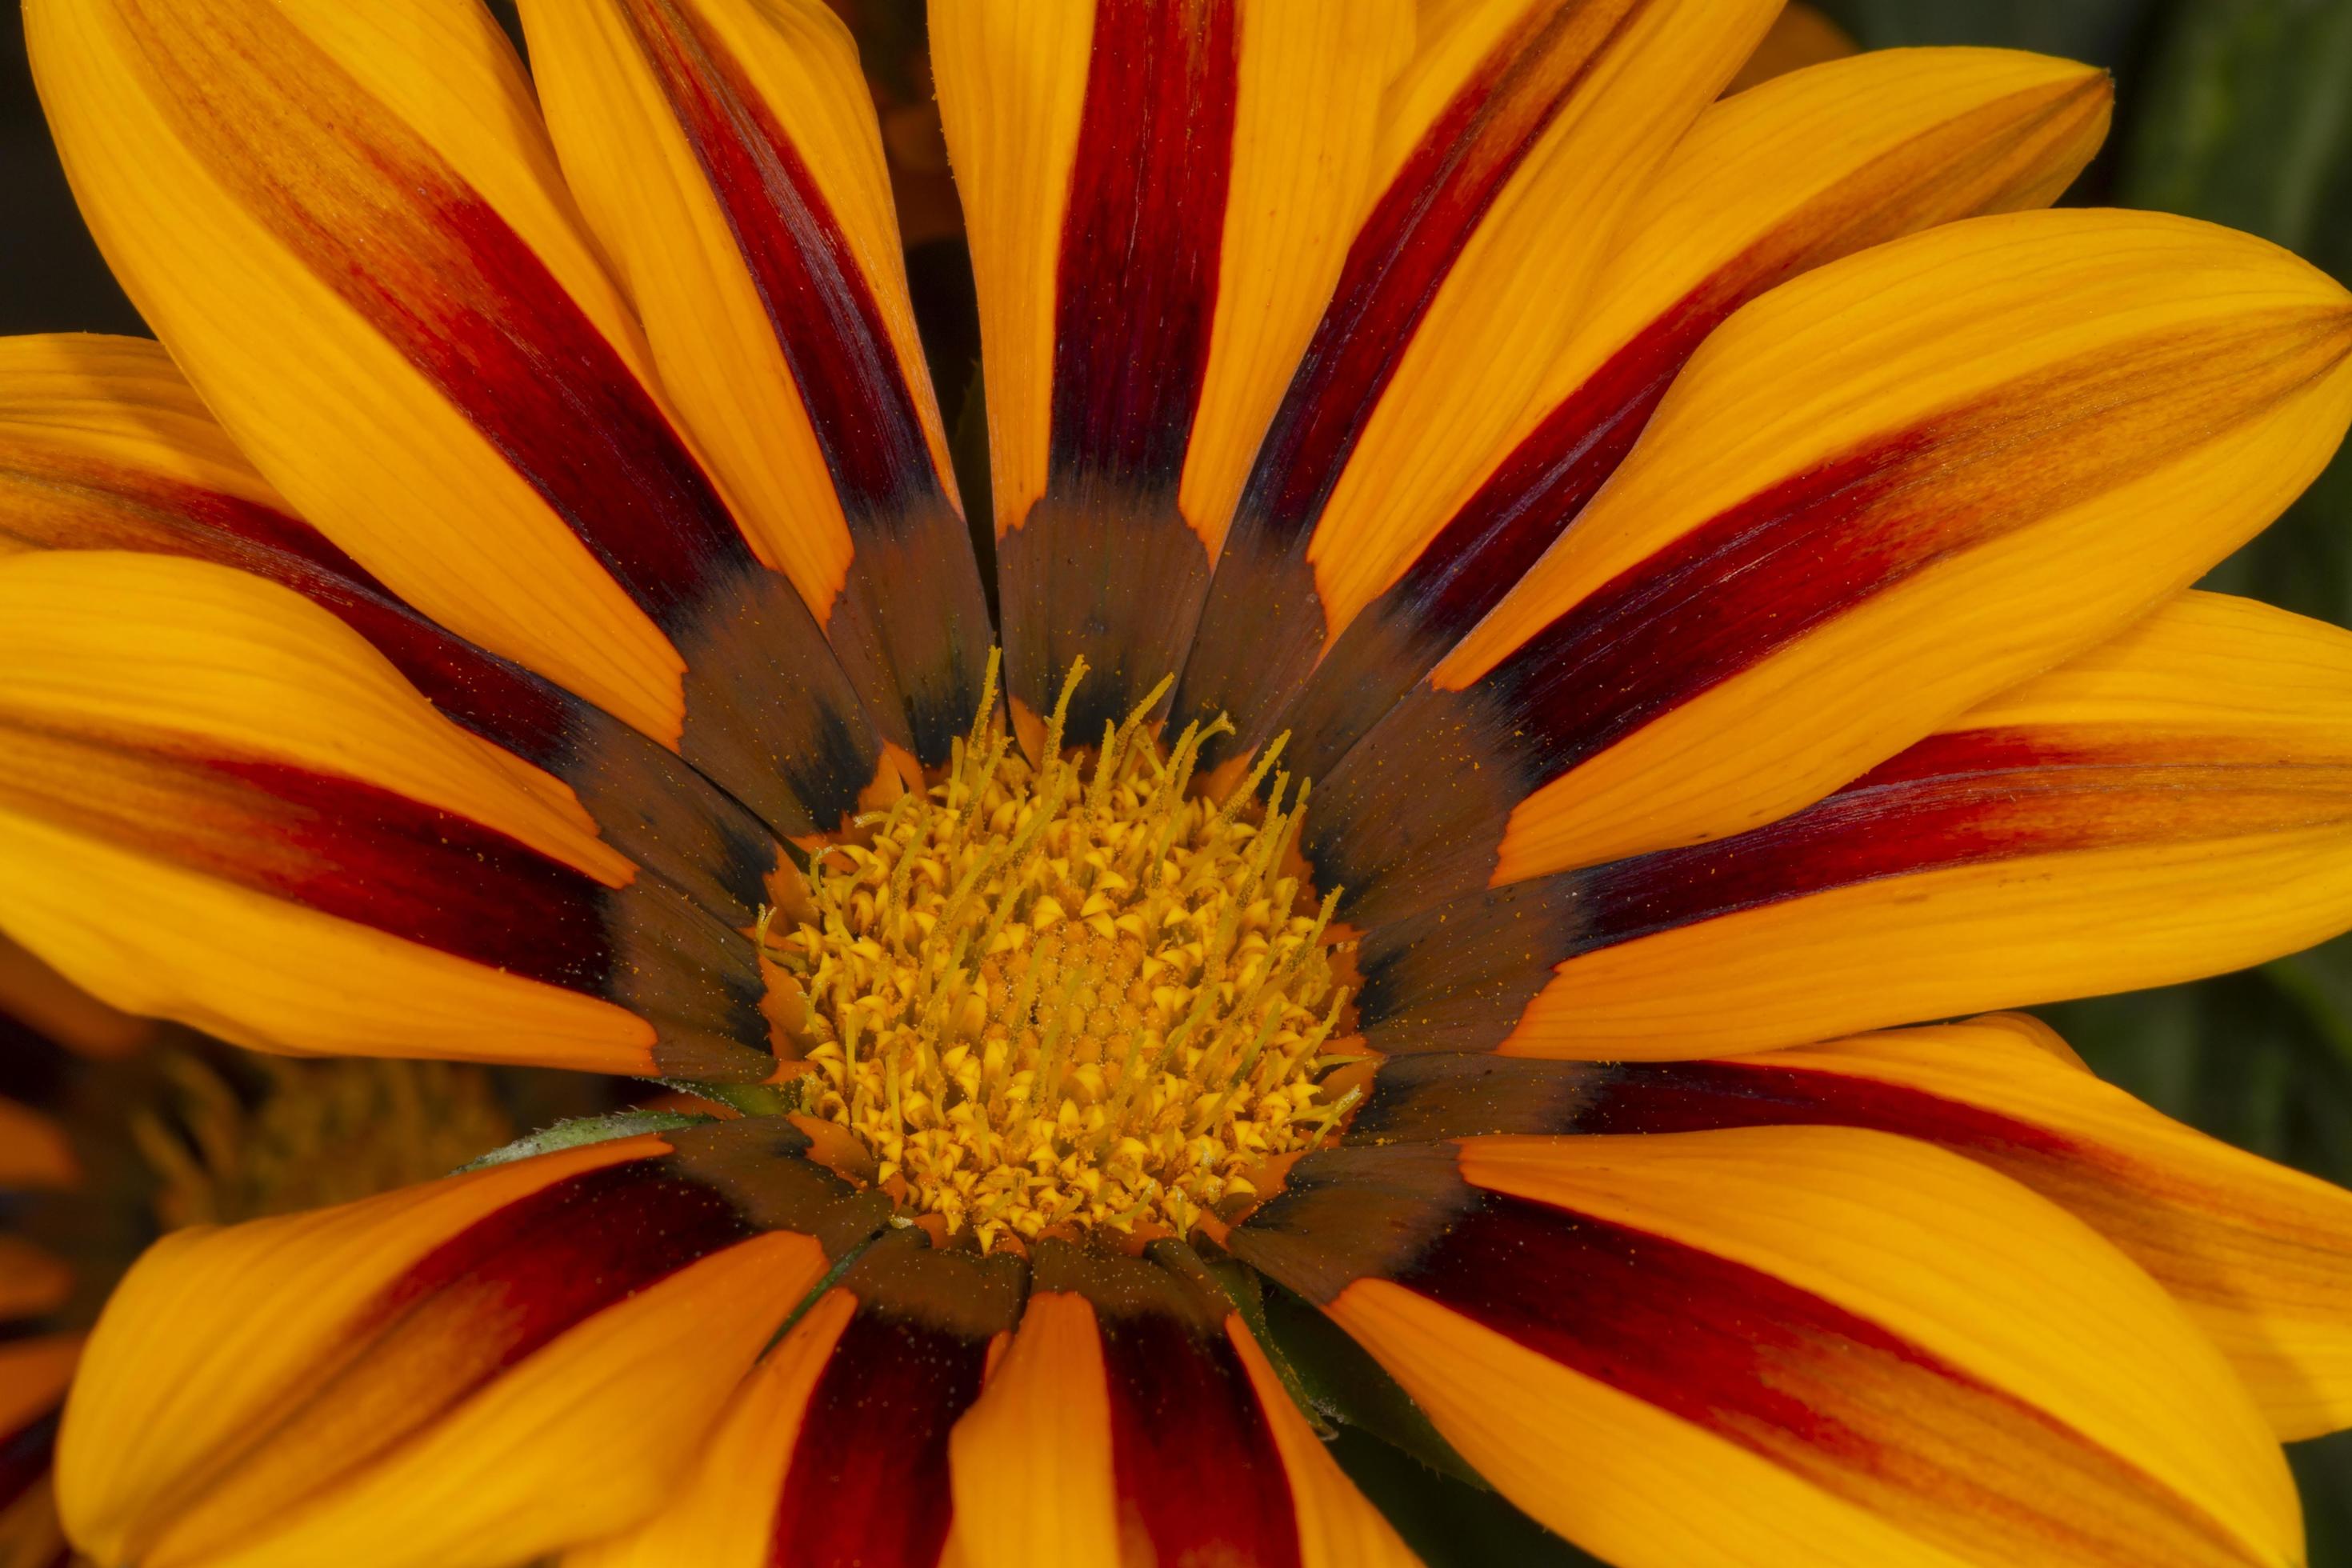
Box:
112 0 882 825
1569 726 2352 954
1174 0 1651 750
170 1156 771 1529
1274 70 2111 782
1310 310 2352 927
618 0 940 523
117 0 742 627
1399 1188 2244 1564
0 737 616 990
1099 1308 1302 1568
769 1308 988 1568
611 0 991 763
1223 0 1639 549
997 0 1241 738
1047 0 1238 489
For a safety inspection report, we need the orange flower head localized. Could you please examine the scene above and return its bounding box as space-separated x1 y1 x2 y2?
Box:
5 0 2352 1565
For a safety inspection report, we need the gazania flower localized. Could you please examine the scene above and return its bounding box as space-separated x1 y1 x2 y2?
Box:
11 0 2352 1562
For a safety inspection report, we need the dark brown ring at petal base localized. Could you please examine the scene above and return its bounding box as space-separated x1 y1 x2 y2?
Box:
110 0 886 836
1171 0 1654 769
1308 310 2352 930
766 1230 1023 1568
614 0 994 767
1030 1240 1304 1568
1243 67 2115 786
998 0 1237 739
1228 1142 1481 1307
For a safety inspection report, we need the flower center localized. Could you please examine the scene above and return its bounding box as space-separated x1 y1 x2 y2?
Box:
761 657 1361 1254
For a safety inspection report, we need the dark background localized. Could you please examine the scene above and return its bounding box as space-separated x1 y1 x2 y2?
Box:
6 0 2352 1560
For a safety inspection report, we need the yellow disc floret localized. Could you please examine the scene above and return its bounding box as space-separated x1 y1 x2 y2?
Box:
761 657 1360 1254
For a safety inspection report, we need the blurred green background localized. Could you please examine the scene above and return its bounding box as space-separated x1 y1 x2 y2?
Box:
6 0 2352 1560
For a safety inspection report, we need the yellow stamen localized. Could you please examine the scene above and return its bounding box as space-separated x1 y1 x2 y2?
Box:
762 662 1358 1250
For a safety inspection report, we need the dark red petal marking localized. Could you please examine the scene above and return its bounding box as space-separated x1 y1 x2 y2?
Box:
995 0 1239 737
615 0 992 764
766 1308 986 1568
1390 1189 2245 1566
1173 0 1650 762
114 0 881 831
1342 1050 2078 1152
1264 71 2112 782
1096 1309 1303 1568
154 1154 773 1533
1310 311 2352 930
0 728 773 1078
0 455 787 930
1026 1239 1304 1566
1354 725 2352 1054
765 1236 1022 1568
1347 1052 2303 1327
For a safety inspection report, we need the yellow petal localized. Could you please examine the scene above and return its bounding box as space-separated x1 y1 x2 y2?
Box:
28 0 884 833
1759 1019 2352 1439
559 1289 857 1568
1174 0 1781 764
947 1290 1121 1568
1315 209 2352 928
567 1230 1019 1568
1460 591 2352 1059
1228 1315 1422 1568
1722 2 1858 94
521 0 990 762
936 0 1410 730
1238 1130 2298 1566
1350 1012 2352 1440
0 332 794 932
58 1125 839 1568
0 550 774 1077
1270 45 2114 782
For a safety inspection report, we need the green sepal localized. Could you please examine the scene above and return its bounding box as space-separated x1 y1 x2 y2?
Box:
454 1109 715 1173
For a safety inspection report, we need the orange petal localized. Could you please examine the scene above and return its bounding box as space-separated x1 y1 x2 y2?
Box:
1349 1012 2352 1438
1270 46 2113 782
28 0 886 834
0 550 775 1076
0 333 790 926
1310 210 2352 929
947 1242 1416 1568
58 1121 861 1568
569 1229 1022 1568
521 0 990 762
1174 0 1780 768
1237 1130 2297 1566
937 0 1410 730
1350 591 2352 1062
